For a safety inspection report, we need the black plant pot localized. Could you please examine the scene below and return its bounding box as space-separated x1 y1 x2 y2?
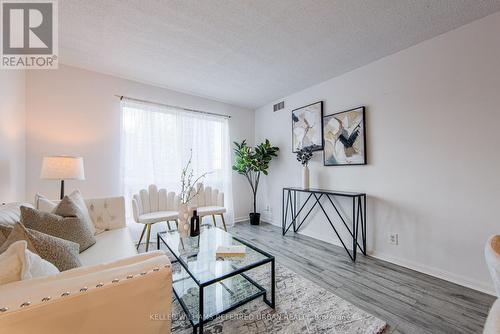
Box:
249 213 261 225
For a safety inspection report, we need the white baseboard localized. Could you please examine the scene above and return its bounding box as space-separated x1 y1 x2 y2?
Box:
260 218 495 296
234 216 249 223
370 251 495 296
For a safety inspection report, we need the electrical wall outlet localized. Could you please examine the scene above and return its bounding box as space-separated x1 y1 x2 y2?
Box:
388 233 399 245
265 204 271 212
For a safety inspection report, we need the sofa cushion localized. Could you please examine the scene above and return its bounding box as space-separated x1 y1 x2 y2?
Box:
21 206 96 252
138 210 178 224
0 223 81 271
197 205 227 216
78 228 137 267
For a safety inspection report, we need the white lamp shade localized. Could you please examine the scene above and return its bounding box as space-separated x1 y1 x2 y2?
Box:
40 156 85 180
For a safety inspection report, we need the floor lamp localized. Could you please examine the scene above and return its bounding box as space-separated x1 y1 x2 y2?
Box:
40 156 85 199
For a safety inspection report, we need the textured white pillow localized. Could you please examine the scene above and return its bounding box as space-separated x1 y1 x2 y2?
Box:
23 244 60 280
0 240 59 285
35 193 57 212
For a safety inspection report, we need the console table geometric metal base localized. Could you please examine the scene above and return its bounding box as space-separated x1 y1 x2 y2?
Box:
282 187 367 261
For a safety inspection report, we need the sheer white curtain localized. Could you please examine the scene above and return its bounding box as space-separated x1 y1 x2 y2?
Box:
120 98 234 238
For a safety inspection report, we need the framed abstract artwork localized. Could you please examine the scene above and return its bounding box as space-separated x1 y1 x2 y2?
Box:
292 101 324 153
323 106 366 166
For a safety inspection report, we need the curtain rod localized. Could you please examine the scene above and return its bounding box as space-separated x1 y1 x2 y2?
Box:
115 95 231 119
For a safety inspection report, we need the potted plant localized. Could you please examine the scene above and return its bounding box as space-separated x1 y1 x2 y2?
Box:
233 139 279 225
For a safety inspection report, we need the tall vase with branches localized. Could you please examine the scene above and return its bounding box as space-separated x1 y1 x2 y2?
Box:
178 150 209 237
233 139 279 225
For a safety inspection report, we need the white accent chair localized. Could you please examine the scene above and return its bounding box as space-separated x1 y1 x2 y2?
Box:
192 183 227 231
132 185 180 252
486 235 500 296
483 235 500 334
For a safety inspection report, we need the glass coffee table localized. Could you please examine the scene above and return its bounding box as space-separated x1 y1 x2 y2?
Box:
157 225 275 334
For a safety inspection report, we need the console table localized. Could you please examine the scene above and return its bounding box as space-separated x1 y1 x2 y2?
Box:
282 187 366 261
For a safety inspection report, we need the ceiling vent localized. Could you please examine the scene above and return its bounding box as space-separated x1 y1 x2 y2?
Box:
273 101 285 112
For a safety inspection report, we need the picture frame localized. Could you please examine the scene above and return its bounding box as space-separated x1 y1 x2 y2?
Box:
291 101 324 153
323 106 366 166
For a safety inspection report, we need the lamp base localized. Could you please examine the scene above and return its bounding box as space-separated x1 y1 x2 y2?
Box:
60 180 65 199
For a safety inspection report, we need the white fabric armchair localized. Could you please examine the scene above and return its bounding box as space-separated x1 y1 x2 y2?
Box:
132 185 180 251
483 235 500 334
191 183 227 231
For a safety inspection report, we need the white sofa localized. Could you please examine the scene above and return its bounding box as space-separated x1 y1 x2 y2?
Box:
0 197 172 334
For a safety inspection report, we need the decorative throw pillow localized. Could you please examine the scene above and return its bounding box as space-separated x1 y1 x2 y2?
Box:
0 224 15 244
0 223 81 271
35 193 57 212
53 194 97 236
0 229 6 246
0 240 26 285
21 205 96 252
35 190 97 235
0 240 59 285
65 190 96 235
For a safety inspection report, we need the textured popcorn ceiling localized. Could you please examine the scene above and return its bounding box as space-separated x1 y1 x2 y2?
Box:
59 0 500 108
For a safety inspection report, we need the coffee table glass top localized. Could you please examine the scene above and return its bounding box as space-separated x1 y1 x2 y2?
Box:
158 225 271 284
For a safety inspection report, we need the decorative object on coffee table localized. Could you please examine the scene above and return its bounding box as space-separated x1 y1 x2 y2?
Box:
233 139 279 225
40 156 85 199
292 101 324 153
189 210 200 237
178 150 209 238
296 147 313 189
323 106 366 166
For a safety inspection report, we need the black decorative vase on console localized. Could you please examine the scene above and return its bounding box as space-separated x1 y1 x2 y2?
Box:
190 210 200 237
249 212 261 225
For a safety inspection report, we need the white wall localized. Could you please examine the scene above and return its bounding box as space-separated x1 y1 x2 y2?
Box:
25 64 255 221
0 71 26 203
255 12 500 294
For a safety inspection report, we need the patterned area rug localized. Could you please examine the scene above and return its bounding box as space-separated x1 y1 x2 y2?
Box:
170 262 387 334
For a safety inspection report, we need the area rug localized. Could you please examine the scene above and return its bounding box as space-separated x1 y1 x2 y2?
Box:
170 262 387 334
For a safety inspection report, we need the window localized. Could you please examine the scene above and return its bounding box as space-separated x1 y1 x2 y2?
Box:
120 98 233 235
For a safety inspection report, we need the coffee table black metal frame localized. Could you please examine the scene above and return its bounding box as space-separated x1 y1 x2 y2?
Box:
157 230 275 334
282 187 367 261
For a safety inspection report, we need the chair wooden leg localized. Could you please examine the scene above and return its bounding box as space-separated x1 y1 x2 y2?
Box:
137 224 147 250
212 214 217 228
167 221 172 231
220 213 227 232
145 224 152 252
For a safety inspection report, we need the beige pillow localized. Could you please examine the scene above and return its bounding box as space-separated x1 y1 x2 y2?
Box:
54 195 97 236
66 190 96 235
0 224 14 243
35 190 97 236
21 205 96 252
0 223 81 271
0 240 26 285
0 240 59 285
0 230 6 246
